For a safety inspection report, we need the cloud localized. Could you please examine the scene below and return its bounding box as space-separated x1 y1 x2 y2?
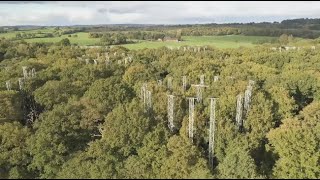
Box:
97 8 108 14
0 1 55 4
0 1 320 26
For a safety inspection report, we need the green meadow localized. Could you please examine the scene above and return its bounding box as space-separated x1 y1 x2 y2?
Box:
120 35 277 50
0 29 277 49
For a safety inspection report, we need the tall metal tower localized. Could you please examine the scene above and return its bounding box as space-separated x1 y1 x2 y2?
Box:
248 80 255 87
22 66 28 79
188 97 197 142
214 76 219 82
243 80 255 124
208 98 218 168
244 86 253 114
146 90 152 112
31 68 36 77
167 95 175 131
182 76 187 92
140 83 147 108
191 84 208 103
167 77 173 91
140 83 151 111
200 75 205 85
235 94 244 128
18 78 24 90
6 80 11 91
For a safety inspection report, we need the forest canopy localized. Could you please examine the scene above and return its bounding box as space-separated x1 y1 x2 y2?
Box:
0 31 319 179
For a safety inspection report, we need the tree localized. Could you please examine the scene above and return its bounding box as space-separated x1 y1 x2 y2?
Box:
0 91 23 123
57 140 119 179
27 102 92 178
217 139 263 179
58 38 71 46
100 99 152 157
34 80 80 110
0 122 33 179
119 124 170 179
267 102 320 179
279 34 289 45
83 76 134 114
159 135 213 179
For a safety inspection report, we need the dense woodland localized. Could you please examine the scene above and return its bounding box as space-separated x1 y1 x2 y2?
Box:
0 34 320 179
83 18 320 39
4 18 320 43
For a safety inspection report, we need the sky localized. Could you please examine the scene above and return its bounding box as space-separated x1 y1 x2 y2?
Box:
1 1 320 26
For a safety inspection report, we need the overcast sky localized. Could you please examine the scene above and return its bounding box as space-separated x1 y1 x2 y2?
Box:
1 1 320 26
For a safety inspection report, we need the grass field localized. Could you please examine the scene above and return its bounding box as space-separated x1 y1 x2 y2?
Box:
0 28 99 45
24 32 100 45
121 35 277 50
0 28 56 39
0 29 277 49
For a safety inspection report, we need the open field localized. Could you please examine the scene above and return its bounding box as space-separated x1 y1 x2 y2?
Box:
120 35 277 50
24 32 100 45
0 28 56 39
0 29 278 49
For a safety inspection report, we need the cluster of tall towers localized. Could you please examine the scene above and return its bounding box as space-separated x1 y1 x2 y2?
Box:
5 66 36 91
141 75 255 169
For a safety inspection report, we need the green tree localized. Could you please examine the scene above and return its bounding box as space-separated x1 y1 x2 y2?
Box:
267 101 320 179
159 135 213 179
57 140 119 179
27 102 91 178
101 99 152 157
217 139 262 179
279 34 289 45
0 91 23 123
0 122 33 179
34 80 80 110
58 38 71 46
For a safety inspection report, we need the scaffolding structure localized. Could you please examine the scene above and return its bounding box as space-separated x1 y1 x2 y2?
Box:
6 80 11 91
191 84 208 103
31 68 36 77
140 83 147 108
243 80 255 124
188 97 197 142
208 98 218 168
244 85 253 115
214 76 219 82
235 94 244 128
140 83 152 111
167 95 175 131
22 66 28 79
200 75 205 85
18 78 24 90
167 77 173 90
182 76 187 92
146 90 152 111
